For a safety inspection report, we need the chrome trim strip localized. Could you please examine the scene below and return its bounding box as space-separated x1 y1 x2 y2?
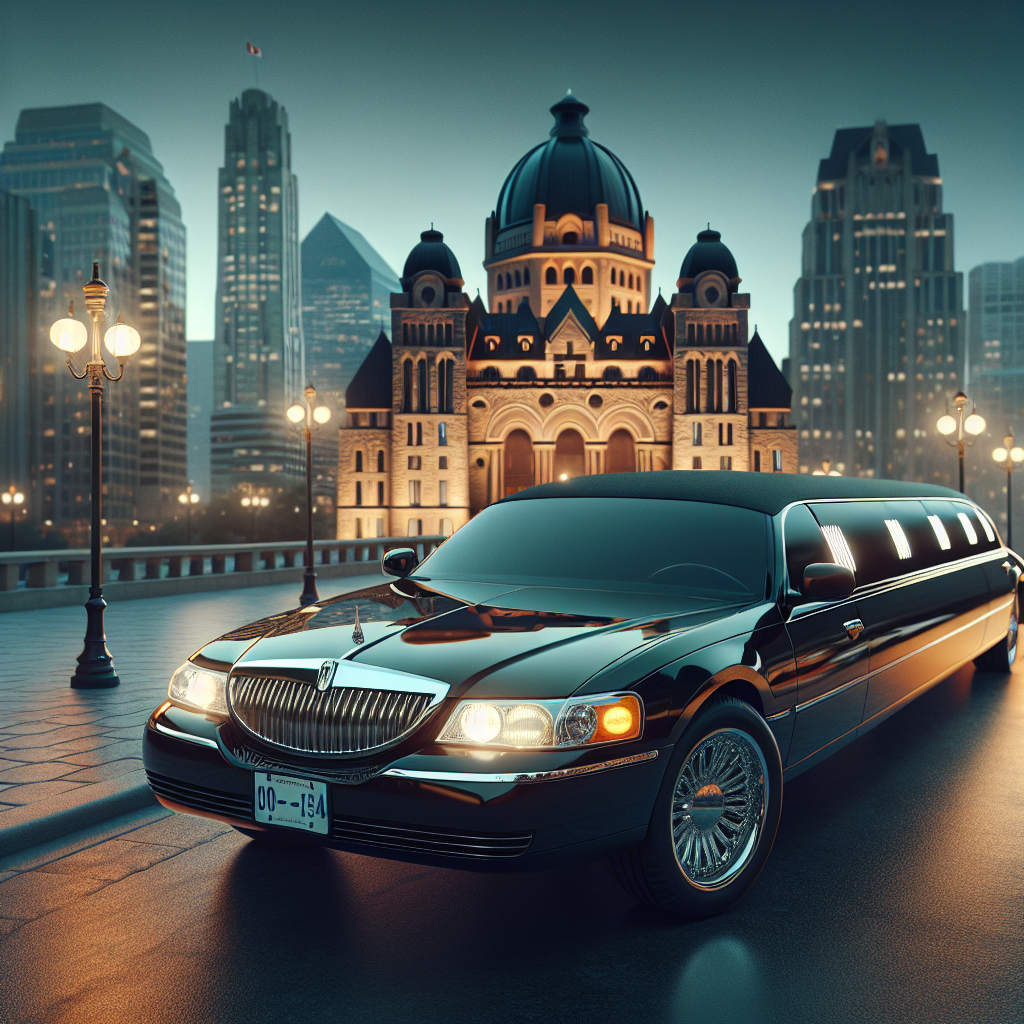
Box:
792 602 1004 715
154 720 220 750
383 749 658 784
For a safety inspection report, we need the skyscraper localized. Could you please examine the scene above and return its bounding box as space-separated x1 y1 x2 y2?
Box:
968 257 1024 424
0 103 186 537
211 89 304 493
186 339 214 501
301 213 400 409
789 122 963 484
0 189 38 501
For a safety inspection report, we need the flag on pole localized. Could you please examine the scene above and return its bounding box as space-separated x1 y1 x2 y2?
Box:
246 42 262 57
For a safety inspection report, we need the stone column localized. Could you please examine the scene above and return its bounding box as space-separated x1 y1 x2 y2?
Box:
585 442 608 475
534 442 555 484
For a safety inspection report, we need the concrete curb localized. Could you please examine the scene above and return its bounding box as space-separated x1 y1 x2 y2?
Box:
0 769 156 859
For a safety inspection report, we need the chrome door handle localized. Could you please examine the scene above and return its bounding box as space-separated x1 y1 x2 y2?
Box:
843 618 864 640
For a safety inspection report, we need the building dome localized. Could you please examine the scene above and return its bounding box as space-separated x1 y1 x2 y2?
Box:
494 94 644 233
402 228 463 287
678 228 738 282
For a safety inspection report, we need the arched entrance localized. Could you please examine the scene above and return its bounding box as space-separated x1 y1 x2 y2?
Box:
503 429 534 496
553 428 585 481
606 428 636 473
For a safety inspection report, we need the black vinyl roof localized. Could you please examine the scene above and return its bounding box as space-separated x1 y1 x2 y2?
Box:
500 470 961 516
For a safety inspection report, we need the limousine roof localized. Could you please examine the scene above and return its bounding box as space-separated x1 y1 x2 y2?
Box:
502 470 963 517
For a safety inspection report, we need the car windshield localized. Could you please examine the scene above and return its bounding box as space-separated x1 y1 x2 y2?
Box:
416 497 768 600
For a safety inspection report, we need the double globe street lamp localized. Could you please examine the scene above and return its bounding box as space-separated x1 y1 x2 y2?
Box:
50 263 140 688
177 484 199 545
936 390 986 494
287 384 331 606
2 486 25 551
992 432 1024 548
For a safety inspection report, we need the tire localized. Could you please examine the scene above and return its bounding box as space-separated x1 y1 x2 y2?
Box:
974 589 1019 673
612 695 783 920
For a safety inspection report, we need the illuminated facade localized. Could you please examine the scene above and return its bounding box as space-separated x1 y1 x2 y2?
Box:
789 121 964 482
337 96 796 539
211 89 304 493
0 104 185 537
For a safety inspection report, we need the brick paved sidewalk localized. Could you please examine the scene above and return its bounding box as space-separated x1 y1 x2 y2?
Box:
0 573 386 823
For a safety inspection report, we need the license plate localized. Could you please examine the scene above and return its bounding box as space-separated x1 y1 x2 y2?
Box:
253 772 329 834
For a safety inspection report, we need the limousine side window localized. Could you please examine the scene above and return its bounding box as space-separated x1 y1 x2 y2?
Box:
921 500 997 559
951 501 999 552
808 501 904 586
783 503 831 592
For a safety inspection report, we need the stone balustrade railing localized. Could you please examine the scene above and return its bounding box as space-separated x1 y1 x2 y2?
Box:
0 536 444 611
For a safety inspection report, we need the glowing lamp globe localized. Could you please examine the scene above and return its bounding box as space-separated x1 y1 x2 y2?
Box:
50 317 88 354
993 448 1008 462
287 403 306 424
964 414 986 436
1012 448 1024 463
313 405 331 425
104 321 141 358
936 415 957 436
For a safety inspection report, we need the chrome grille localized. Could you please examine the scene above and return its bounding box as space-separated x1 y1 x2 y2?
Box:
228 675 437 755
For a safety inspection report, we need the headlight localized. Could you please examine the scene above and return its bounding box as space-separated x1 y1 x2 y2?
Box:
436 693 642 749
168 662 229 714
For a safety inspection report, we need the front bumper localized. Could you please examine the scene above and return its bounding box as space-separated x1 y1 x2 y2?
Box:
142 704 667 870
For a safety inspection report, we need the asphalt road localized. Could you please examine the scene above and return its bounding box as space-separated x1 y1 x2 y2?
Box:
0 661 1021 1024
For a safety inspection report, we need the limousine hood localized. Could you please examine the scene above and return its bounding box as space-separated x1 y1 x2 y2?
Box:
225 582 746 701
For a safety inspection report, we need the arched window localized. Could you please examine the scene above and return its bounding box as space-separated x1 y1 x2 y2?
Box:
524 268 530 285
355 450 363 472
686 359 700 413
606 429 636 473
403 323 409 344
715 323 722 343
543 267 555 285
619 270 625 286
437 358 448 414
581 266 593 285
628 273 633 289
407 422 413 445
506 273 513 289
687 323 695 343
504 429 534 496
496 275 504 291
416 422 423 446
610 268 616 284
427 323 434 345
377 450 385 472
402 360 412 412
419 323 425 344
445 322 453 343
417 359 428 413
706 358 715 411
562 231 578 245
516 365 536 381
514 270 521 287
480 366 502 381
553 428 585 480
638 365 658 382
563 267 575 285
697 323 704 344
727 361 738 413
438 422 447 446
602 365 622 381
715 359 723 412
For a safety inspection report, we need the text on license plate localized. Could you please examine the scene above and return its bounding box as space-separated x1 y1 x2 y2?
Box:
254 772 329 834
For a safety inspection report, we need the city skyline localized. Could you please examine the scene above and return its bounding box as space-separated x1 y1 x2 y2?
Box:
1 0 1020 369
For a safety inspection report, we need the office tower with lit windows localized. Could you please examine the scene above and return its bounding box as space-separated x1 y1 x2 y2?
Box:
211 89 304 493
0 104 186 538
789 122 964 483
968 257 1024 426
0 189 38 501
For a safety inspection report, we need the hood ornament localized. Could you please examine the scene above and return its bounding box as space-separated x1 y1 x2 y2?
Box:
316 659 339 692
352 605 365 645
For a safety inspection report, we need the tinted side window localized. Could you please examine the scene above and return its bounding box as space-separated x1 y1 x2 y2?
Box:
809 501 899 586
921 500 977 560
951 501 999 553
783 503 830 590
881 499 942 573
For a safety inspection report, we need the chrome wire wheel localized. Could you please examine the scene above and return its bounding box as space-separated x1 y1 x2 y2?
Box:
671 727 768 889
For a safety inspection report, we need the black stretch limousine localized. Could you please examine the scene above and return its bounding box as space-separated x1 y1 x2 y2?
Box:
143 472 1021 919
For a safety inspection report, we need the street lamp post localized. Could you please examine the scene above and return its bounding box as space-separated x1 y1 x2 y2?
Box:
288 384 332 606
992 432 1024 548
49 263 140 688
936 390 986 494
2 486 24 551
177 484 199 545
240 494 269 541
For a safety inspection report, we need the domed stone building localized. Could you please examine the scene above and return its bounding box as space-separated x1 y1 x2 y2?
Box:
337 96 797 540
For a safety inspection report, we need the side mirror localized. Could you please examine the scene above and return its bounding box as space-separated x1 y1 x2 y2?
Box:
382 547 418 578
801 562 856 601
